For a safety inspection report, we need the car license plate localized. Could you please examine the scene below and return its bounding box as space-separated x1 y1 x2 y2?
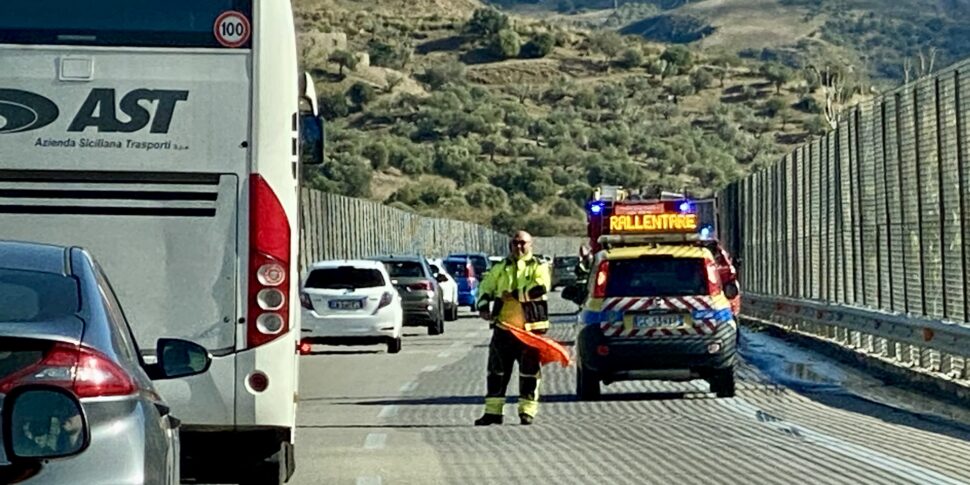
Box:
329 299 363 310
632 314 683 328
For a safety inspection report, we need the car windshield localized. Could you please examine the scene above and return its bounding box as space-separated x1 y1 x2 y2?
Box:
555 257 579 267
381 261 425 278
444 261 468 277
305 267 385 289
0 269 80 322
605 257 708 297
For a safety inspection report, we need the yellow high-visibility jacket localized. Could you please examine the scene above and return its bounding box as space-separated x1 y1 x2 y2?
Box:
476 255 551 333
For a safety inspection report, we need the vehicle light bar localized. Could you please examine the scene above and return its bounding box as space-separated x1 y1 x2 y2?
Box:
598 233 703 246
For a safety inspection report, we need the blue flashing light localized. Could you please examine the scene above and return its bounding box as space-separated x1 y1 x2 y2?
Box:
700 225 712 239
678 200 695 213
589 202 604 215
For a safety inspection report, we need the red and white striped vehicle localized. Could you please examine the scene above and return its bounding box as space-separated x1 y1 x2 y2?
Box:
563 242 738 400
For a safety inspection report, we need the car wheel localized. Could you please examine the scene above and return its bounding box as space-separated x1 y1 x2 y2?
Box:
444 303 457 322
428 315 443 335
387 337 402 354
710 369 736 398
576 365 600 401
239 443 288 485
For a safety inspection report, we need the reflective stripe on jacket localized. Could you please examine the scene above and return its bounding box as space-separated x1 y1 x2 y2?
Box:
476 255 551 332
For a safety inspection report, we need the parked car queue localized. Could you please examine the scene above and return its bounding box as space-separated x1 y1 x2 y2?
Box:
297 252 504 354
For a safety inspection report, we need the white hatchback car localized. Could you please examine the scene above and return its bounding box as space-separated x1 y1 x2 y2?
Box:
428 259 459 322
300 260 404 353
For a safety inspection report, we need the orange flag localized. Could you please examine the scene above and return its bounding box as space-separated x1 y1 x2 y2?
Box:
498 323 572 368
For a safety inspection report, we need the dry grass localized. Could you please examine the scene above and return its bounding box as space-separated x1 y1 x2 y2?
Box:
682 0 826 51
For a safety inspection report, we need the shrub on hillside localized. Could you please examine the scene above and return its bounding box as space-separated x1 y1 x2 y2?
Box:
617 47 645 69
522 32 556 58
466 8 509 37
491 29 522 59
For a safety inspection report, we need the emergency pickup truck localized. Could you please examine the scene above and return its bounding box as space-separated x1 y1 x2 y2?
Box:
582 186 741 314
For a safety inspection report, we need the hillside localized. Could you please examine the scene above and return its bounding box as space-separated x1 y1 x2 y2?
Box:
295 1 845 236
489 0 970 86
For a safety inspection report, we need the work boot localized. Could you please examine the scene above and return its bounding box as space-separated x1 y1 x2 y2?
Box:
474 414 503 426
519 413 534 425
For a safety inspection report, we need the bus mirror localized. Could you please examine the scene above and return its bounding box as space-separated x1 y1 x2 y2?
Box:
300 114 325 165
299 71 319 116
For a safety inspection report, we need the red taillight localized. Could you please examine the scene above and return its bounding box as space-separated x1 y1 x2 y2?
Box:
408 281 433 291
377 292 393 309
0 343 136 398
300 291 313 310
299 341 312 355
592 260 609 298
248 174 291 348
706 260 722 296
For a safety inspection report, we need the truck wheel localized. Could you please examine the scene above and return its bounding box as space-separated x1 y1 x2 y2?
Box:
710 369 736 398
576 365 600 401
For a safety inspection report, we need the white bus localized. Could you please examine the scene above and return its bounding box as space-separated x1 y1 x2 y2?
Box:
0 1 324 483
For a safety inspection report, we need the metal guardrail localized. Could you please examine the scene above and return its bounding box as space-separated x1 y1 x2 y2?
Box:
742 293 970 383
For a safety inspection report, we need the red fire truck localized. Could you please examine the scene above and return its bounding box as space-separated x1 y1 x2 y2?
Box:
583 186 742 315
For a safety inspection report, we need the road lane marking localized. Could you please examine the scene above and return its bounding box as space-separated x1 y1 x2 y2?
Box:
437 351 452 358
450 341 462 348
399 381 418 393
357 476 382 485
421 365 439 373
377 405 398 419
721 398 967 485
363 433 387 450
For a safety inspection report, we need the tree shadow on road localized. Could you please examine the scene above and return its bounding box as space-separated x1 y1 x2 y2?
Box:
341 391 696 407
303 349 383 356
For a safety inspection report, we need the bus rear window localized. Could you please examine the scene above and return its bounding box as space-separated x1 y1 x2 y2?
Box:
605 257 708 297
0 0 253 48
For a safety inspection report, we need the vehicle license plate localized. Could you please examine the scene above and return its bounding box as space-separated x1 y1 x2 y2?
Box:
330 299 363 310
632 314 683 328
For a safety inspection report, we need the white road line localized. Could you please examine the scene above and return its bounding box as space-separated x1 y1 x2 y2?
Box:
450 341 462 348
357 476 382 485
421 365 439 373
377 405 398 419
363 433 387 450
399 381 418 393
437 351 452 358
721 398 968 485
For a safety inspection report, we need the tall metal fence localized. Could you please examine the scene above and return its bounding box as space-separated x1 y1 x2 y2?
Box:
299 188 584 271
719 58 970 324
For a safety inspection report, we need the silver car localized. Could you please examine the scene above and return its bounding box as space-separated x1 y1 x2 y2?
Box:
0 240 211 484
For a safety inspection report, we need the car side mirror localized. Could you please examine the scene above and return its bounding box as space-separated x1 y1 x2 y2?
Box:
723 281 740 299
4 387 89 460
561 285 586 305
152 338 212 380
435 274 448 283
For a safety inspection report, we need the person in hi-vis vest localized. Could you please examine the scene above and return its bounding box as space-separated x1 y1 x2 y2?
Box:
474 230 551 426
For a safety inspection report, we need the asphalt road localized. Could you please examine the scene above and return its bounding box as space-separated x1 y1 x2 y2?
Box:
289 296 970 485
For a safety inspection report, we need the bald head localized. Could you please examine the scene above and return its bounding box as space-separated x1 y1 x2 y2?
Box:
510 230 533 258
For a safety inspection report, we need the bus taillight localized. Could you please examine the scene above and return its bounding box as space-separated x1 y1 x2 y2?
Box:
248 174 291 348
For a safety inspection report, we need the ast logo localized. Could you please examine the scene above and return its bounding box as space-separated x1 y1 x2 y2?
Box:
0 88 189 135
0 89 60 134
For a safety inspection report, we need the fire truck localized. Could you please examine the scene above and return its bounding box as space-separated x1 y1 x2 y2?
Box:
583 186 742 315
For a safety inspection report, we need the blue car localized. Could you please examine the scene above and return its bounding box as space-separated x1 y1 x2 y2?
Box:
443 257 480 310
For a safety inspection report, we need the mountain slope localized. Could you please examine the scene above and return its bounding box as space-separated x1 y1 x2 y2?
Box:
296 1 847 236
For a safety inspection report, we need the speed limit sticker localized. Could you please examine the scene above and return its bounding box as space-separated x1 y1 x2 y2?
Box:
214 11 251 48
